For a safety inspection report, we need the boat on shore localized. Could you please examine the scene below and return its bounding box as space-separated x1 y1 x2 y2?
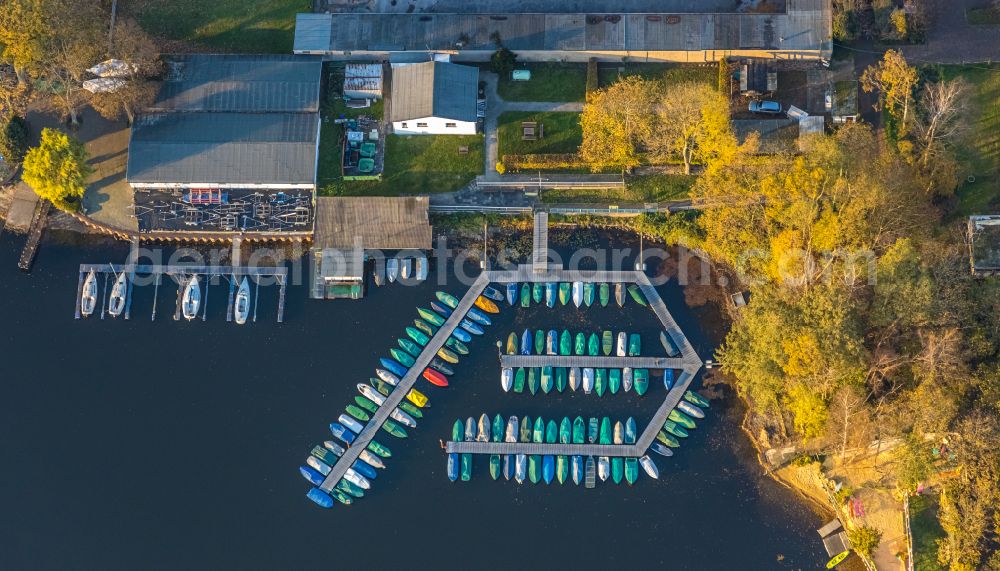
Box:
108 272 128 317
81 271 98 316
572 281 583 307
181 275 200 320
506 283 518 306
386 259 399 283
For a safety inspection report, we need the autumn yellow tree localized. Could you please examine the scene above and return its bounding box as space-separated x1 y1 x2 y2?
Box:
646 81 736 175
861 49 918 133
22 128 93 211
579 76 656 172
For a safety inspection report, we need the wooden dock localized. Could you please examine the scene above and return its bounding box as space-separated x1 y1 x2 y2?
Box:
17 200 51 272
75 263 288 323
499 355 687 369
446 442 633 456
532 211 548 273
319 273 491 492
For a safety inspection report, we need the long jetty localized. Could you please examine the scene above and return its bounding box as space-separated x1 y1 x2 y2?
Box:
499 355 688 369
319 273 491 492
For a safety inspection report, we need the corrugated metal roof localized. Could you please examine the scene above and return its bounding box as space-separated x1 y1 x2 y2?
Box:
151 54 322 113
295 13 333 52
314 196 433 250
127 113 319 184
389 61 478 122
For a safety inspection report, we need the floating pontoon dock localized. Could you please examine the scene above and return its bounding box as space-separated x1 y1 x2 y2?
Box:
74 264 287 322
500 355 687 369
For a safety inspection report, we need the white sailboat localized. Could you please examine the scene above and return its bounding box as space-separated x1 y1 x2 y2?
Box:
234 277 250 325
107 271 128 317
80 270 98 317
182 276 201 320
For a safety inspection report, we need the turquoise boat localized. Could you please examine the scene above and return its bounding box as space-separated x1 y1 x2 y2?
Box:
417 307 445 326
532 282 543 304
627 284 647 306
545 282 557 307
546 419 558 443
533 418 545 443
367 440 392 458
528 367 539 395
559 330 572 356
634 368 649 396
556 454 568 484
595 368 606 397
583 282 595 306
528 455 540 483
684 390 711 408
405 326 430 346
608 368 621 394
445 337 469 355
559 417 571 443
541 366 554 394
612 422 624 484
390 348 416 367
572 417 585 443
599 417 612 444
513 368 526 393
558 282 571 305
492 414 504 442
535 330 545 355
669 409 696 429
461 453 472 481
588 333 600 356
663 420 689 438
490 454 501 480
574 332 586 356
628 333 641 356
555 367 567 392
588 417 599 443
625 457 638 485
520 283 531 307
436 291 460 309
452 419 464 441
398 338 422 356
599 283 610 307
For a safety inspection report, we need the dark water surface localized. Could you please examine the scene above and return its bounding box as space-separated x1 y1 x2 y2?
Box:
0 234 826 570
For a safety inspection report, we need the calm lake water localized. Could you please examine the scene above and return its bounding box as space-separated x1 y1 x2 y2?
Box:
0 232 827 570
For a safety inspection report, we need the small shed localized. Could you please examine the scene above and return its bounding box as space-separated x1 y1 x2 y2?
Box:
344 63 383 100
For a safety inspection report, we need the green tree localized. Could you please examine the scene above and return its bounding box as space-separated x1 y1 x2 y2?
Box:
0 114 29 163
0 0 50 81
848 525 882 559
22 127 93 211
490 47 517 77
894 434 932 492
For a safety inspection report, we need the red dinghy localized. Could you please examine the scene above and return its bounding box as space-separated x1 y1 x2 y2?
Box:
422 368 449 387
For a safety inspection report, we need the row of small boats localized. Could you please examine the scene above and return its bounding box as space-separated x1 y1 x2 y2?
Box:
500 281 647 309
305 289 503 508
81 271 251 324
501 365 666 396
447 391 711 485
505 329 645 357
371 257 429 287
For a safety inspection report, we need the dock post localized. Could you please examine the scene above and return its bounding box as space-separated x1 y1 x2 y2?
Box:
226 273 236 323
252 279 260 323
151 272 160 321
74 270 85 319
277 274 286 323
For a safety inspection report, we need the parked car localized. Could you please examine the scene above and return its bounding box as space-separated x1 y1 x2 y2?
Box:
749 100 783 115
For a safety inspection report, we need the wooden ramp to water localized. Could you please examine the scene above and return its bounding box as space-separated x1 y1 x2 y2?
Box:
17 200 51 272
319 273 491 493
500 355 687 369
532 212 548 273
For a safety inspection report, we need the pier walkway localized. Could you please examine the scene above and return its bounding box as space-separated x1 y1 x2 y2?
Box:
320 273 491 492
446 442 632 456
532 211 548 273
500 355 687 369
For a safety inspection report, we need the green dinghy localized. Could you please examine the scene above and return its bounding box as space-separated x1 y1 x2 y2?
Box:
583 283 595 306
417 307 445 326
345 404 370 422
414 319 437 337
513 367 526 393
595 368 607 397
628 333 641 356
555 367 567 392
383 419 408 438
559 330 572 356
398 338 422 357
532 283 543 304
669 409 696 429
627 284 647 306
541 366 554 394
572 417 585 443
558 282 571 305
399 401 423 419
546 420 558 443
657 430 680 447
634 369 649 396
436 291 459 309
602 330 613 356
528 368 539 395
445 337 469 355
528 455 540 483
533 418 545 442
520 283 531 307
608 369 622 394
588 333 600 356
520 416 532 442
599 417 612 444
599 283 610 307
367 440 392 458
492 414 505 442
575 332 586 356
534 330 545 355
662 420 689 438
405 327 430 346
355 396 379 413
391 348 416 367
461 453 472 481
489 454 501 480
452 419 464 441
684 390 711 408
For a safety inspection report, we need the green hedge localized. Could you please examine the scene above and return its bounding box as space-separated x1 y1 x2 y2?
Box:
502 153 588 170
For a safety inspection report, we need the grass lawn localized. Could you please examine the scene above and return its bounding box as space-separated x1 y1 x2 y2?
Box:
128 0 307 53
498 64 587 102
320 135 483 196
909 495 946 571
497 111 582 157
541 174 695 204
598 63 716 88
940 64 1000 217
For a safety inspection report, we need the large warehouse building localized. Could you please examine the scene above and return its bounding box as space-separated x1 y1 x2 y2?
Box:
294 0 831 62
